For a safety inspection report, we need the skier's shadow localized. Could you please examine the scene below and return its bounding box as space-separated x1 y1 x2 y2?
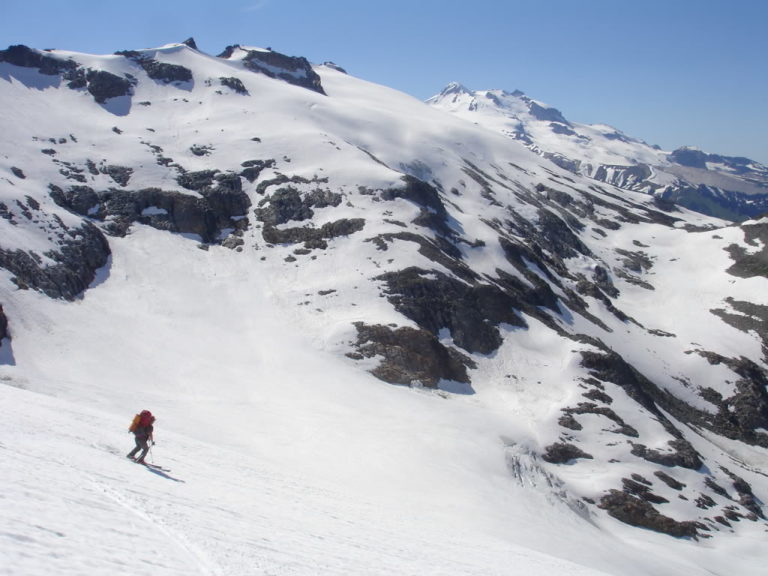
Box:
144 465 185 483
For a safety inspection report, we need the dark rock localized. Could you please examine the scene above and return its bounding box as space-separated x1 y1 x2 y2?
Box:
582 388 613 404
710 298 768 361
0 44 78 75
541 442 593 464
720 467 764 519
219 76 249 95
322 61 347 74
654 470 686 490
528 100 569 124
630 473 652 486
50 180 251 245
11 167 25 179
693 352 768 446
622 478 669 504
240 159 275 182
49 184 99 216
0 221 110 300
261 218 364 247
117 51 192 84
177 170 218 191
141 60 192 84
220 45 325 95
713 515 731 527
726 221 768 279
256 186 342 228
101 165 133 187
549 122 577 136
544 153 581 173
85 69 133 103
662 184 768 222
381 175 454 238
580 350 705 466
695 494 717 509
190 144 213 156
376 267 526 355
0 304 8 341
599 490 699 538
704 476 730 499
254 173 327 195
257 187 313 226
722 506 744 522
630 440 702 470
558 413 582 430
349 322 474 388
668 148 708 169
182 37 198 50
593 265 619 298
615 248 653 274
370 232 468 279
562 402 638 437
593 164 653 191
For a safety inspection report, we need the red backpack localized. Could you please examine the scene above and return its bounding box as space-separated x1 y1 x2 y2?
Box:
139 410 155 427
129 410 155 432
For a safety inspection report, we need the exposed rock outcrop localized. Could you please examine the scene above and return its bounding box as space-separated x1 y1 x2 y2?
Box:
49 174 250 244
348 322 474 388
376 267 526 355
218 45 325 95
117 50 193 84
541 442 593 464
0 44 78 75
0 221 110 300
84 69 134 103
599 490 700 538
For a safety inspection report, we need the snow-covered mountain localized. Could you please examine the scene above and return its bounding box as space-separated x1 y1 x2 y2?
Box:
428 82 768 221
1 40 767 575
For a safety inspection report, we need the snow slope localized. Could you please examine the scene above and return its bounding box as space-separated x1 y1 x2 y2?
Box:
1 42 767 575
3 227 761 576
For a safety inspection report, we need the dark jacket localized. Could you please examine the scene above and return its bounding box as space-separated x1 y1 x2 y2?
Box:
134 424 154 441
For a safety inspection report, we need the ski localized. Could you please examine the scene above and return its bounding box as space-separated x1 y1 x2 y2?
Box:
141 462 171 473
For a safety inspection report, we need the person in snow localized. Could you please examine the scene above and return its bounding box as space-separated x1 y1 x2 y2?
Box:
127 410 155 464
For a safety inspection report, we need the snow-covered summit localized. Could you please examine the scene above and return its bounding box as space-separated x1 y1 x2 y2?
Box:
428 83 768 220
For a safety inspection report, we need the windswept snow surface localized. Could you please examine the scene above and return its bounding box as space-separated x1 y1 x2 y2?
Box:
0 44 767 575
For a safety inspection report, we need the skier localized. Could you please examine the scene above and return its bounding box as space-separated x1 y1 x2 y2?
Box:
127 410 155 464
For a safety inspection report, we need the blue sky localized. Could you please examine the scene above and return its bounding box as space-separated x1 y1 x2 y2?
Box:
2 0 766 164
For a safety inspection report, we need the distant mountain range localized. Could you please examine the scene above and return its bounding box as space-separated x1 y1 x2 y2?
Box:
428 82 768 221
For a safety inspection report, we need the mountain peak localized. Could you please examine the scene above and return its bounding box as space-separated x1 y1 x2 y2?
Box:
440 81 472 96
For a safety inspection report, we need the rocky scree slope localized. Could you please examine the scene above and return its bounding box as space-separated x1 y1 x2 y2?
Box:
1 41 767 541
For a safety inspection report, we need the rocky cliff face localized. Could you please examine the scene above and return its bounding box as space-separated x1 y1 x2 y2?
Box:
1 41 766 541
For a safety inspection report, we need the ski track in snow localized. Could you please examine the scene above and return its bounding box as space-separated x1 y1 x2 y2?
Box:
1 385 625 576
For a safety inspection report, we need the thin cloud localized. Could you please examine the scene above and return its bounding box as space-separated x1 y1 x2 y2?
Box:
242 0 270 12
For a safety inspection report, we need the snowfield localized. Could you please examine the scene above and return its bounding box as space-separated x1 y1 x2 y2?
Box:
1 228 763 576
0 42 767 575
